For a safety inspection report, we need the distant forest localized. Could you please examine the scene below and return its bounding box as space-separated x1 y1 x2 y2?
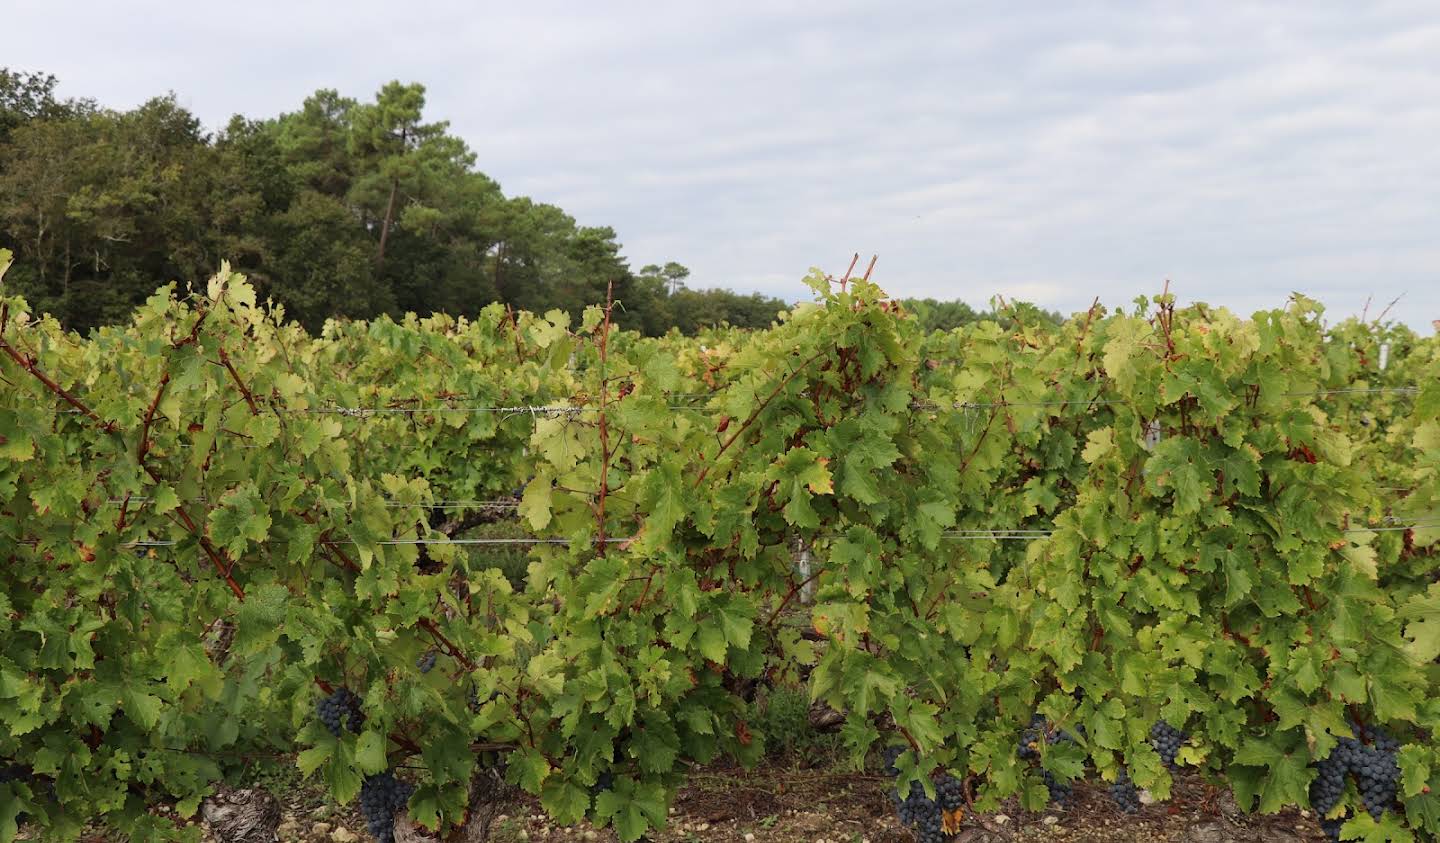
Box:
0 69 1044 335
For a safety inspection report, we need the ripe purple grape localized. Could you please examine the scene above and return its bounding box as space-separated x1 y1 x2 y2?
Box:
358 769 414 843
1109 768 1140 813
317 687 364 737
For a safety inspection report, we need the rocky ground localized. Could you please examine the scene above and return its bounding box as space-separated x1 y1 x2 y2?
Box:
209 765 1328 843
25 762 1333 843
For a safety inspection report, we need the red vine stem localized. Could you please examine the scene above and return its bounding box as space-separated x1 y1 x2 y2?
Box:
693 348 828 488
766 567 823 627
217 347 259 415
0 333 114 430
417 618 478 672
138 371 171 462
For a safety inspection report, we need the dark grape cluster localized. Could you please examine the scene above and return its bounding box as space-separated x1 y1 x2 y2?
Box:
1355 729 1401 821
882 745 906 777
1041 770 1072 804
0 763 29 784
1017 714 1045 761
1017 714 1077 806
358 769 414 843
1307 722 1402 840
317 687 364 737
590 769 616 799
934 774 965 812
881 745 952 843
1318 817 1346 843
417 650 438 674
1149 720 1187 769
892 780 947 843
1108 768 1140 813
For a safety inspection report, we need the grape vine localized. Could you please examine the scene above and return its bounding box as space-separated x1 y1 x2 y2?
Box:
0 253 1438 843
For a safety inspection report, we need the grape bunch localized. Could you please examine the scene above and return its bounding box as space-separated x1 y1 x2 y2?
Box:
1108 768 1140 813
1017 714 1076 805
416 650 438 674
882 745 907 776
359 769 415 843
1308 751 1350 842
934 774 965 813
1041 770 1072 804
590 769 616 799
1149 720 1187 769
317 687 364 737
1353 743 1400 821
892 780 947 843
1306 721 1402 839
1318 816 1346 843
0 763 29 784
1017 714 1045 761
881 745 951 843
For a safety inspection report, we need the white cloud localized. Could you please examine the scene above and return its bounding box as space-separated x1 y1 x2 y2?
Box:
5 0 1438 329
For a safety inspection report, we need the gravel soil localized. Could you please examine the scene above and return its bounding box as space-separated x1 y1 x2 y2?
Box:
281 765 1328 843
30 764 1332 843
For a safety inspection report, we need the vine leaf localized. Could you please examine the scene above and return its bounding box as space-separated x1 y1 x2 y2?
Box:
1398 584 1440 664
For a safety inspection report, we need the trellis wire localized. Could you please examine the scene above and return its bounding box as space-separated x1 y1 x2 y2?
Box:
105 521 1438 549
105 497 521 509
26 384 1423 419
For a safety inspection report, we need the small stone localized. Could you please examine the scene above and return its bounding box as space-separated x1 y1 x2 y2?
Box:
330 828 358 843
1042 815 1059 826
993 814 1010 825
310 822 331 837
583 831 597 841
1139 788 1157 805
745 835 756 843
1185 820 1228 843
517 831 530 842
696 823 709 832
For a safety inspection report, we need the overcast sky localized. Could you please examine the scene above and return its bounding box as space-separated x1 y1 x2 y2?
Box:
8 1 1439 327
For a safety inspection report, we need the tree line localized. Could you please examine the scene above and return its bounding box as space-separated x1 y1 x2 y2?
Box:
0 68 1042 335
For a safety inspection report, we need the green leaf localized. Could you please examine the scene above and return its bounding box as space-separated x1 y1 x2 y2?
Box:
595 779 667 843
297 743 332 778
643 461 685 537
540 778 591 825
1338 811 1414 842
121 688 163 731
1231 738 1309 813
520 476 553 530
509 747 552 793
355 730 388 775
151 485 180 516
1398 584 1440 664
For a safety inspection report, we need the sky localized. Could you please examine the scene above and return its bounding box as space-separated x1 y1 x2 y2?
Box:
7 1 1440 328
